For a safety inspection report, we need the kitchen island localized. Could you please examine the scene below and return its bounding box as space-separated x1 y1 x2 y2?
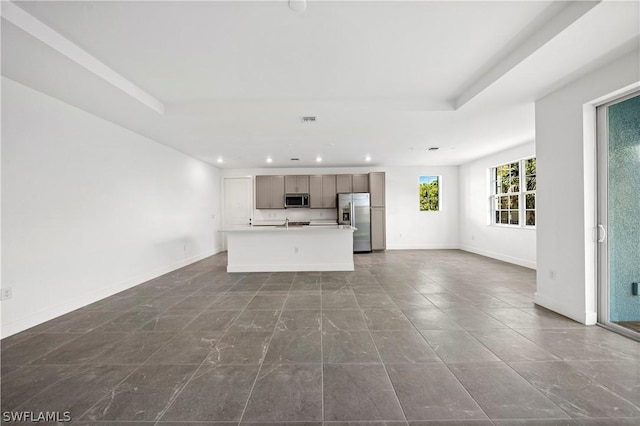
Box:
221 225 355 272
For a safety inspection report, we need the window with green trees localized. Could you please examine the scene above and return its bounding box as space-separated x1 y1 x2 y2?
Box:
491 157 536 226
419 176 440 211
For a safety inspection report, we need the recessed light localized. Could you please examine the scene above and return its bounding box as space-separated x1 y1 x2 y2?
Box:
316 156 323 162
364 155 372 162
216 157 224 163
266 157 273 163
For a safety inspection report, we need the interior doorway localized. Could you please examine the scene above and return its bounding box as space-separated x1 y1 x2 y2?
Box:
597 91 640 341
223 176 253 249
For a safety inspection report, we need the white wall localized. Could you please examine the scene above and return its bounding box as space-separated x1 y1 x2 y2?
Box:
385 166 459 250
1 78 222 337
459 142 536 269
535 50 639 325
222 165 460 250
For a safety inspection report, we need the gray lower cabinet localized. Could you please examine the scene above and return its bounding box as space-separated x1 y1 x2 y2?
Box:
255 175 285 209
371 207 386 250
309 175 337 208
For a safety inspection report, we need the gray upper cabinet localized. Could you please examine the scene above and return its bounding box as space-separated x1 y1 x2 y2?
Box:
309 175 337 209
258 172 381 211
352 174 369 192
336 174 352 193
272 175 285 207
309 175 323 208
369 172 385 207
255 175 271 209
322 175 337 208
255 175 285 209
285 175 309 193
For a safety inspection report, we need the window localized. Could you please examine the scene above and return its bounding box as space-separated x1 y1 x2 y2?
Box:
523 158 536 225
491 158 535 226
419 175 440 211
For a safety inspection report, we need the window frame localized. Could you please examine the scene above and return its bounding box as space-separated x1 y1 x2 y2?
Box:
419 175 441 212
489 157 536 228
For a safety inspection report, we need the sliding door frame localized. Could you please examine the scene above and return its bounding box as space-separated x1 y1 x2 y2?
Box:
596 90 640 342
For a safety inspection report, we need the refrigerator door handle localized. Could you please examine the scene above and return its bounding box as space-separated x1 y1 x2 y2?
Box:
351 202 356 229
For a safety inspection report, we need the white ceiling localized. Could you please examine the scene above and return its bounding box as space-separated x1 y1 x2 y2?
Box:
3 0 639 168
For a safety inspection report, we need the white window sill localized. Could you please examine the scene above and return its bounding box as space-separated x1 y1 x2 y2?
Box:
489 224 536 230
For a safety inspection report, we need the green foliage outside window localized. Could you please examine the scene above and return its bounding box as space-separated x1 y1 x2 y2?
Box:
419 176 440 211
492 157 536 226
525 158 536 190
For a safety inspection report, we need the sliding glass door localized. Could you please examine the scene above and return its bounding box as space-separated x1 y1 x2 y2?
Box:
597 91 640 340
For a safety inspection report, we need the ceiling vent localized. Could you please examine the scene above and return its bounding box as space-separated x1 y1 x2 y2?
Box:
301 116 317 123
428 147 440 151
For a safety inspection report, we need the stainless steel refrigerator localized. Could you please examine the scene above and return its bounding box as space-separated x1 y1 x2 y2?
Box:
337 193 372 253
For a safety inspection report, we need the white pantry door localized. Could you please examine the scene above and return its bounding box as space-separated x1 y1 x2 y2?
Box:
223 177 253 247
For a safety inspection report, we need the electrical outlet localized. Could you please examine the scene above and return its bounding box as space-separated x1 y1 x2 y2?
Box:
549 270 557 280
294 247 299 254
1 288 12 301
471 235 475 241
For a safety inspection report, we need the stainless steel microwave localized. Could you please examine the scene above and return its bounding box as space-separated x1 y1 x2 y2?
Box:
284 194 310 208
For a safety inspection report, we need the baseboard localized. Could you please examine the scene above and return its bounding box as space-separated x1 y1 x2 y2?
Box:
227 263 354 272
584 311 598 325
386 243 460 250
0 249 221 338
460 245 536 269
534 292 597 325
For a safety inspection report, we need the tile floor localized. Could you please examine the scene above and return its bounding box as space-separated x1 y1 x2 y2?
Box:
2 250 640 425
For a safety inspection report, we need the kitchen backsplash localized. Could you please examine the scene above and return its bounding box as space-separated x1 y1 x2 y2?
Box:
253 208 337 224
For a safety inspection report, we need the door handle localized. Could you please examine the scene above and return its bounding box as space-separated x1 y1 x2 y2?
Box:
597 224 606 243
351 205 355 228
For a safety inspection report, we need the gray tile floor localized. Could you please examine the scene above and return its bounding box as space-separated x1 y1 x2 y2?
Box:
2 250 640 425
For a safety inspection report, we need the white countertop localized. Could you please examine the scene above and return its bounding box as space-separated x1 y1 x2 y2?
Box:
252 220 338 226
220 224 355 232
